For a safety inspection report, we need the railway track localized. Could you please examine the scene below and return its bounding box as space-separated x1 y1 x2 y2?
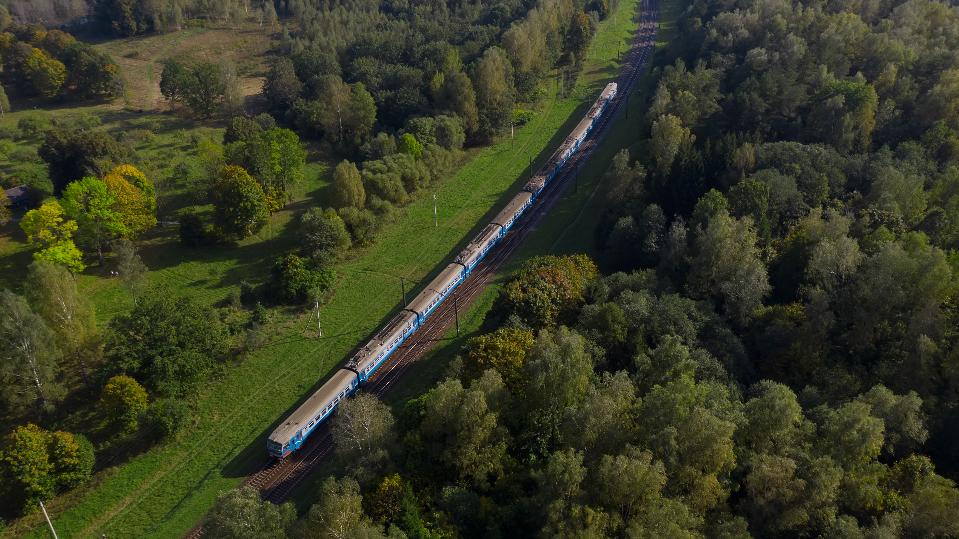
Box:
183 3 658 536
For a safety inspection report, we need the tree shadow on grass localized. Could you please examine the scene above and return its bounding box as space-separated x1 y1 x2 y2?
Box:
0 224 34 293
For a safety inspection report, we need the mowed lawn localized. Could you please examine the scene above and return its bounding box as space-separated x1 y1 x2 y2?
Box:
4 0 644 536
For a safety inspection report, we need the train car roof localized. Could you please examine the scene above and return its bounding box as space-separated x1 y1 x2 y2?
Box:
355 310 418 373
491 191 533 227
345 344 374 371
268 368 357 444
428 263 464 293
404 263 463 315
373 310 418 344
455 223 502 265
525 175 547 193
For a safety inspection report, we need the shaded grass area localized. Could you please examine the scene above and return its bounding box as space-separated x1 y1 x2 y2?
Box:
3 1 644 536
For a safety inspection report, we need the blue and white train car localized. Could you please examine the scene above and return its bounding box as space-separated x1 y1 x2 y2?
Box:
492 192 533 233
455 223 504 275
354 310 419 382
267 368 359 458
525 174 548 198
405 263 465 324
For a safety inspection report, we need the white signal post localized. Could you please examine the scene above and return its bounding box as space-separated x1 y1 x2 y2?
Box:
433 193 438 228
39 501 58 539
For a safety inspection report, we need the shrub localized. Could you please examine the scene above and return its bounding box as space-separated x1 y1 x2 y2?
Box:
17 114 49 139
330 160 365 209
252 302 271 325
300 207 351 261
243 323 269 352
364 169 409 205
143 399 191 440
53 112 101 131
361 132 397 159
268 253 334 304
405 116 437 145
399 132 424 159
47 431 94 490
178 211 211 247
98 375 149 434
434 114 466 151
126 128 155 144
338 206 379 247
239 281 259 306
512 109 535 126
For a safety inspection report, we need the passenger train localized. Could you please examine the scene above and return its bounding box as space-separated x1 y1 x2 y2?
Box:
267 82 618 459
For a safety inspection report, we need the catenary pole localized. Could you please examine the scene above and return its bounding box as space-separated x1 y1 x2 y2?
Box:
454 293 460 336
39 501 58 539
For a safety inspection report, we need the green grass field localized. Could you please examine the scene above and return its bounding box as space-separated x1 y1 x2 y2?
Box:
2 0 647 535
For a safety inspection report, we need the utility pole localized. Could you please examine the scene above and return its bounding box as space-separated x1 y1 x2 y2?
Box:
400 276 407 306
529 155 533 180
433 193 438 228
453 293 460 337
39 501 58 539
314 298 322 337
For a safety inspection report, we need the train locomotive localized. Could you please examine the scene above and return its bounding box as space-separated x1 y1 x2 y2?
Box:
267 82 618 459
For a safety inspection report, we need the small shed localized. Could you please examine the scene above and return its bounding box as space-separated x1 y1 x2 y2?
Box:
3 186 29 208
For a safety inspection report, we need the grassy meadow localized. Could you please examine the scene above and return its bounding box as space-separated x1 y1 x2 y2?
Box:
1 0 648 535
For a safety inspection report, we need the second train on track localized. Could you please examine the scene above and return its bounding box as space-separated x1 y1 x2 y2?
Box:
267 82 618 459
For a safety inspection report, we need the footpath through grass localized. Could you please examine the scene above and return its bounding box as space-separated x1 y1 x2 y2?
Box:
5 1 642 536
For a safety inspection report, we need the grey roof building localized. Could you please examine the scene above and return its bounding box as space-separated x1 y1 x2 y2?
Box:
4 185 29 207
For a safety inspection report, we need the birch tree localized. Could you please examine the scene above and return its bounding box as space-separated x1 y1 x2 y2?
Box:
25 261 97 379
0 290 61 414
331 392 394 476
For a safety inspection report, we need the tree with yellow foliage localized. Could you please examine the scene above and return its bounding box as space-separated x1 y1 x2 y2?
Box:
23 46 66 98
20 200 85 272
103 164 157 236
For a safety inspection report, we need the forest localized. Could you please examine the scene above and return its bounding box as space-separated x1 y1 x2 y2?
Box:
0 0 624 532
4 0 959 535
191 0 959 536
